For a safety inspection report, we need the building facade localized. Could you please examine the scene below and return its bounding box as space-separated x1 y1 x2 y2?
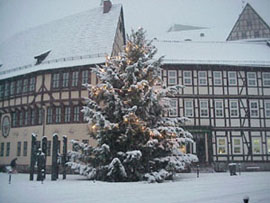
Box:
0 1 126 171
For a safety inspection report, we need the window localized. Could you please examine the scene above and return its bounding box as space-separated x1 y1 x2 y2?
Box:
267 137 270 154
215 100 223 117
183 71 192 85
62 72 69 88
29 77 36 91
265 101 270 118
4 82 9 98
16 80 22 94
184 100 193 117
213 71 222 85
23 79 28 93
24 110 29 126
250 101 259 117
169 99 177 117
52 73 60 88
74 106 80 122
10 81 15 96
82 70 89 84
230 100 238 117
168 70 177 85
47 141 51 156
0 143 4 156
19 112 23 126
56 107 61 123
47 108 53 124
200 100 208 117
23 141 27 156
12 112 17 127
217 138 227 154
232 138 242 154
0 84 4 99
198 71 207 85
228 72 237 85
6 142 10 157
247 72 257 86
72 71 79 87
64 107 71 122
252 137 261 154
17 142 21 156
31 109 36 125
38 108 43 125
262 73 270 86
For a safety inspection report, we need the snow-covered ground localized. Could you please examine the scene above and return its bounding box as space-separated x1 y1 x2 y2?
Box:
0 172 269 203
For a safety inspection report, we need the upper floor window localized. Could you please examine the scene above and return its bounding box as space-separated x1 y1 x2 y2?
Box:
72 72 79 87
183 71 192 85
82 70 89 84
64 107 71 123
74 106 80 122
31 109 36 125
198 71 207 85
247 72 257 86
265 100 270 118
29 77 36 92
184 100 193 117
169 99 177 117
232 138 242 154
200 100 209 117
16 80 22 94
23 79 28 93
38 109 43 125
168 70 177 85
230 100 239 117
4 82 9 98
24 110 29 125
228 72 237 85
55 107 61 123
10 81 15 96
47 108 53 124
12 112 17 127
250 100 259 117
52 73 60 88
0 84 4 99
19 112 23 126
262 73 270 86
213 71 222 85
63 72 69 88
217 137 227 154
215 100 224 117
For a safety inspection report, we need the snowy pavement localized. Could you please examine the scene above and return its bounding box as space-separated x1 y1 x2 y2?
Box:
0 172 269 203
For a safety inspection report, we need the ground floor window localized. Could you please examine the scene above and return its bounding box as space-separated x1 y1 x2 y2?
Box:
6 142 10 157
0 143 4 156
232 138 242 154
267 137 270 154
17 141 21 156
217 137 227 154
47 141 51 156
169 99 177 117
23 141 27 156
252 137 261 154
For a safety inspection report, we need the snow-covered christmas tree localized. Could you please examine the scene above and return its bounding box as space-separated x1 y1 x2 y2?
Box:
68 28 197 183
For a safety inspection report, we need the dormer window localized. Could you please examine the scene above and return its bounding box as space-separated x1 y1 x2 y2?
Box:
34 50 51 65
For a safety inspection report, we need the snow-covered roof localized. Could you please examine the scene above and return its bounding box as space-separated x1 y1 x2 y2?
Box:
154 40 270 67
0 4 122 80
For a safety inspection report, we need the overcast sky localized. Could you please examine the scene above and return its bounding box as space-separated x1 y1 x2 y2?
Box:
0 0 269 43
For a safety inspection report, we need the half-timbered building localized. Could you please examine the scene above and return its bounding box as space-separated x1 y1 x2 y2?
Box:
0 1 126 171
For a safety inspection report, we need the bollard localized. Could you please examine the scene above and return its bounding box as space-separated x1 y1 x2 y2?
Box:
243 195 249 203
238 163 241 176
197 164 200 178
41 169 45 184
8 171 12 184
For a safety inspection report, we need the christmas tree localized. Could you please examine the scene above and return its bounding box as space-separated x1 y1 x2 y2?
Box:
68 28 197 182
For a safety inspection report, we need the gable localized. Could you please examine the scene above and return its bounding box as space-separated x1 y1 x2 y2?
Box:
227 3 270 41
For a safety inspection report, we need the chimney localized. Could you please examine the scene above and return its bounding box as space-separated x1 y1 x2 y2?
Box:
103 0 112 13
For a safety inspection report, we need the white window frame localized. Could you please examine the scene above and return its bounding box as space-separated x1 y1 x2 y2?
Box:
200 100 209 117
262 72 270 86
169 99 178 117
184 100 193 117
217 137 227 154
228 71 237 85
265 100 270 118
247 72 257 86
230 100 239 117
213 71 222 85
198 71 207 85
232 137 242 154
267 137 270 154
215 100 224 117
183 71 192 85
168 70 177 85
252 137 262 154
250 100 259 118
